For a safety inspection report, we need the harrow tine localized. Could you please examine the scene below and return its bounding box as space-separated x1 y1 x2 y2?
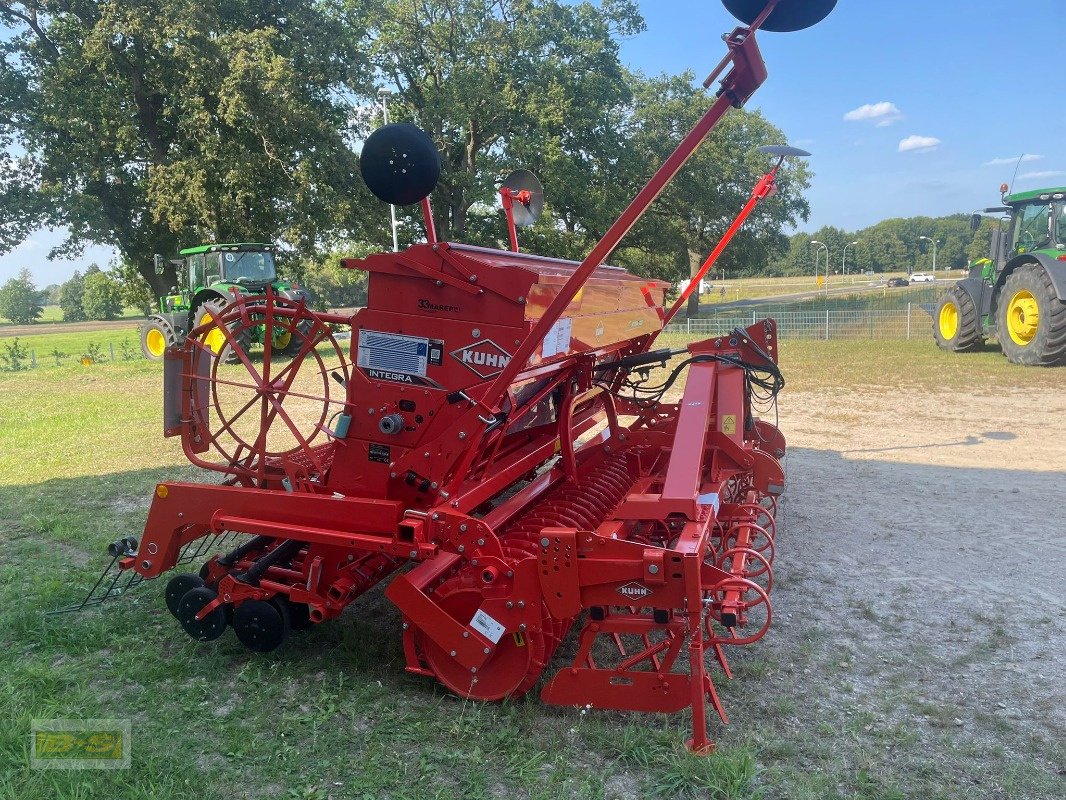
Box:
48 538 147 615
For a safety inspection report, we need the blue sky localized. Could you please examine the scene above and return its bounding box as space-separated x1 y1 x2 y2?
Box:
4 0 1066 286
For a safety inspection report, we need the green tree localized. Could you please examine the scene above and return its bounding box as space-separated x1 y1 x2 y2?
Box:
58 270 86 322
112 261 156 316
0 268 43 323
82 269 123 320
292 245 372 311
1 0 379 297
368 0 644 243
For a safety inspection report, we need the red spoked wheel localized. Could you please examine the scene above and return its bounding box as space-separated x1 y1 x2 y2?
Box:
732 502 777 540
704 577 772 646
723 521 775 565
185 292 350 485
418 575 550 701
716 546 773 594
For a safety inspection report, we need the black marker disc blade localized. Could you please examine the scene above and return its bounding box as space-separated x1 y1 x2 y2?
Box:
360 123 441 206
722 0 836 32
757 144 811 158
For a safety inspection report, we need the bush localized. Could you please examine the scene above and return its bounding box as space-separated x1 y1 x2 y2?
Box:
1 338 30 371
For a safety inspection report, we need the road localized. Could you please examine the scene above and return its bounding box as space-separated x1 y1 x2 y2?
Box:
0 318 142 338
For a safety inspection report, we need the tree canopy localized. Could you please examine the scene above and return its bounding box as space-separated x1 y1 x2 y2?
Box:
2 0 814 303
0 268 43 323
772 214 986 277
1 0 378 296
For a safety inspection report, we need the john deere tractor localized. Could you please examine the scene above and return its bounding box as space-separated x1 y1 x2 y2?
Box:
933 185 1066 365
139 243 309 362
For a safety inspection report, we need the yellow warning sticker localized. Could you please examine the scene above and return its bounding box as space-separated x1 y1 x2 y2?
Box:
722 414 737 435
513 632 526 648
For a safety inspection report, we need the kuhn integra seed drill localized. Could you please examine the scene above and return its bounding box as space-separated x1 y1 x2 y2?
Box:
78 0 835 752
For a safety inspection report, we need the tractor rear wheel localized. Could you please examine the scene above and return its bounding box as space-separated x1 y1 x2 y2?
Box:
140 317 175 361
194 298 250 364
996 265 1066 366
932 286 982 352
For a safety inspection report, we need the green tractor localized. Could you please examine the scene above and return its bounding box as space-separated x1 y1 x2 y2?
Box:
139 243 310 362
933 185 1066 365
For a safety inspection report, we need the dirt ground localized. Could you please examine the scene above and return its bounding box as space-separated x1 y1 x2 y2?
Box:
756 384 1066 797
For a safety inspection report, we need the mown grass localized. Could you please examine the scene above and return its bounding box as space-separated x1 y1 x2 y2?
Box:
1 341 1063 799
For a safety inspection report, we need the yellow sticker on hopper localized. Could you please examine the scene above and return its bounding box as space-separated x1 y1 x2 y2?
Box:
722 414 736 435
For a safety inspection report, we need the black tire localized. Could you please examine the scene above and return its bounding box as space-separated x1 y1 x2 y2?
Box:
996 264 1066 366
932 286 982 352
140 317 175 361
193 298 251 365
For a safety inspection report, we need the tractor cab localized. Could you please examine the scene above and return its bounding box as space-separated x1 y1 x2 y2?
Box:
181 243 278 292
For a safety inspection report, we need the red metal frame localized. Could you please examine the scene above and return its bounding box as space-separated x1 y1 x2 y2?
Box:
120 2 808 754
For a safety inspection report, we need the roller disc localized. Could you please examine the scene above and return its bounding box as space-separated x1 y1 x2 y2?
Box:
722 0 836 32
360 123 441 205
419 577 547 701
232 598 290 653
176 587 228 642
165 573 205 617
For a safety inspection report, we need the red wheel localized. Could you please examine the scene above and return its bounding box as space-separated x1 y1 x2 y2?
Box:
418 576 549 701
724 522 775 565
705 577 772 646
716 546 773 593
185 292 350 485
733 502 776 540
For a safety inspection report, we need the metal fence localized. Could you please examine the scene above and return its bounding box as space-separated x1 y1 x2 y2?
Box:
664 304 927 340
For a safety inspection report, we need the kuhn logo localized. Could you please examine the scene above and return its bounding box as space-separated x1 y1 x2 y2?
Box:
450 339 513 379
618 582 652 600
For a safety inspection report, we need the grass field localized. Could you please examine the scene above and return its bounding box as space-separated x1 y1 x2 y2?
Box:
1 341 1062 800
0 305 143 328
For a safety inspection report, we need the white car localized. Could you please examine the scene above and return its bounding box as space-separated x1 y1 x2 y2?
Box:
909 272 936 283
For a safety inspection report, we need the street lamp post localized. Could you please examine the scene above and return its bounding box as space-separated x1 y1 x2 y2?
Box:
378 88 400 253
842 240 858 276
810 240 829 295
919 235 939 278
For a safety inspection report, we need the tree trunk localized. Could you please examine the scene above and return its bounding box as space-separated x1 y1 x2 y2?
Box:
686 248 702 318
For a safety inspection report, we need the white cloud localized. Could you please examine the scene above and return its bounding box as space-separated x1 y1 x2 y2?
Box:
1018 170 1066 180
983 154 1043 167
898 135 941 153
843 101 902 127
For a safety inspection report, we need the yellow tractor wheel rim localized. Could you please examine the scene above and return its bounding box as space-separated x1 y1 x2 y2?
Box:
146 328 167 357
1006 289 1039 346
273 329 292 350
938 301 959 341
204 327 226 354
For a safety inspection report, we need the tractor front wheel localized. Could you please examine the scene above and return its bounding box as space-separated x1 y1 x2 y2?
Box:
996 265 1066 366
933 286 982 352
140 317 175 361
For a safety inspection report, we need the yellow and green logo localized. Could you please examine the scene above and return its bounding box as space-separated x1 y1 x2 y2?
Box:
31 720 130 770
